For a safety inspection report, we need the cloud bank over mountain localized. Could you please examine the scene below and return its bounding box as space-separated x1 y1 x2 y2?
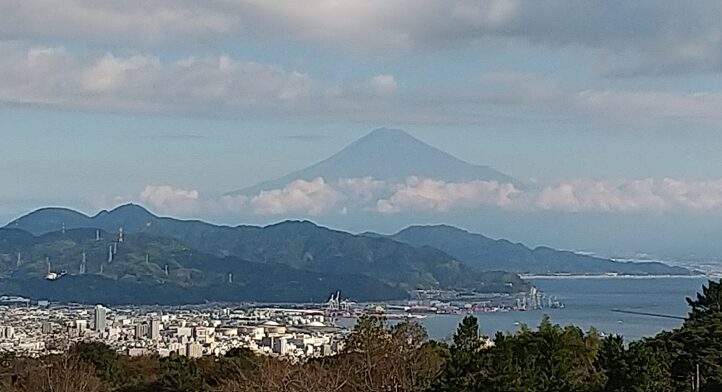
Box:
134 129 722 218
139 177 722 218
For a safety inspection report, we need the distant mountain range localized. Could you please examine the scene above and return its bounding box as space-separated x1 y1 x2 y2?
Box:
387 225 692 276
2 205 529 304
0 129 697 305
230 128 521 195
1 204 693 304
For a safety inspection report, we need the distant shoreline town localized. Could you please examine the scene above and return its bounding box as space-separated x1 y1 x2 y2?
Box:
0 286 563 358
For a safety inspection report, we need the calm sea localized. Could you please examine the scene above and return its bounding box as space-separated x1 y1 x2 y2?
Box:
415 277 710 342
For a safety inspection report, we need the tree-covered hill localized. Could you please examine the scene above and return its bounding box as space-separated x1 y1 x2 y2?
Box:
0 228 408 304
6 205 529 293
390 224 692 275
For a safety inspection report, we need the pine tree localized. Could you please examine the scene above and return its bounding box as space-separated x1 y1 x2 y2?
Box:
598 335 629 391
157 357 204 392
687 279 722 321
433 315 486 392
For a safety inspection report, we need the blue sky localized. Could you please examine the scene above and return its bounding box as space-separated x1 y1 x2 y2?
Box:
3 1 722 257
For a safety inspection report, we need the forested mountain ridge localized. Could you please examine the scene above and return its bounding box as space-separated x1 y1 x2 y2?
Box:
0 227 408 304
4 205 530 297
390 224 692 275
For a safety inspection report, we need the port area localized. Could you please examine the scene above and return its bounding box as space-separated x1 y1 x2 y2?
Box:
321 287 565 321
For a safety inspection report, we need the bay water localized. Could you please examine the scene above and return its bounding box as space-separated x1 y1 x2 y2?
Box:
417 277 710 342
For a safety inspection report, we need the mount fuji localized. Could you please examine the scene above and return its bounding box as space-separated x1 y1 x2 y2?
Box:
229 128 520 195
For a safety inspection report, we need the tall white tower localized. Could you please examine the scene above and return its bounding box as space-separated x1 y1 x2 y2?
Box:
94 305 107 332
149 319 161 341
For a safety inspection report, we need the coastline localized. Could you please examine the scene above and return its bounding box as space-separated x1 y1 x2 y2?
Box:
521 274 714 280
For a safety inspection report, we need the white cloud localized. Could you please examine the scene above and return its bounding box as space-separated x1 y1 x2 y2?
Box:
337 177 388 206
536 179 722 213
0 43 416 120
80 54 160 93
135 177 722 218
5 40 722 127
367 74 399 95
376 177 523 213
536 180 665 213
139 178 357 217
0 42 313 114
249 178 346 216
140 185 201 213
375 177 722 214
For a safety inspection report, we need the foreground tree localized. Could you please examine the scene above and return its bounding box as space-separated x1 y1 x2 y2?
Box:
11 355 105 392
157 356 205 392
434 315 607 392
218 355 361 392
385 320 447 391
341 315 445 392
114 355 162 391
433 315 484 392
597 335 629 392
626 341 674 392
198 349 258 389
71 341 122 386
687 279 722 321
638 279 722 391
597 335 674 392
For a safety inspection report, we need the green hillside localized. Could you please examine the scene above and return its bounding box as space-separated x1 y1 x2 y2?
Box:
0 228 409 304
391 225 692 276
6 205 530 294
